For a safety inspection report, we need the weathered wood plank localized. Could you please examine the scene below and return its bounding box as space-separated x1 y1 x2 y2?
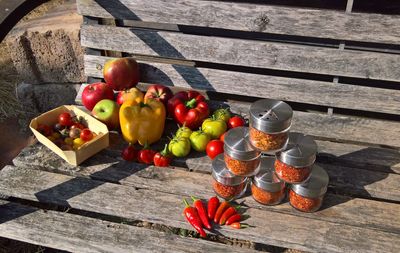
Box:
0 200 259 253
223 100 400 148
11 146 400 234
85 55 400 115
80 24 400 82
0 166 399 253
12 140 400 200
76 0 400 45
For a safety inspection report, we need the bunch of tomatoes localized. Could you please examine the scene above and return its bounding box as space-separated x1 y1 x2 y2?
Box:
121 107 245 166
36 112 96 151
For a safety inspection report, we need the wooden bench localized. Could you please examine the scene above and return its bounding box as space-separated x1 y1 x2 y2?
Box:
1 0 400 252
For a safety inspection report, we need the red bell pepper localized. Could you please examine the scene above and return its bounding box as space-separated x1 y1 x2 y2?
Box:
191 196 212 230
153 144 172 167
167 90 209 130
183 199 207 238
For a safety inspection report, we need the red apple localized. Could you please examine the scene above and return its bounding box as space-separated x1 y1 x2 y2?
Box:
116 87 144 105
144 84 173 107
103 57 140 91
92 99 120 130
82 82 114 111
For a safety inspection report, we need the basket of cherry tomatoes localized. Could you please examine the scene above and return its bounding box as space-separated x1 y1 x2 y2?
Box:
30 105 109 166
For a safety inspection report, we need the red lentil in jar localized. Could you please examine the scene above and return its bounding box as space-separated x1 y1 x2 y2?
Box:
224 127 261 176
251 157 285 205
212 154 247 200
289 165 329 213
249 99 292 153
275 133 317 184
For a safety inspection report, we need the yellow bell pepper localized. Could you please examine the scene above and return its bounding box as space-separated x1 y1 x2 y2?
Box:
120 99 166 145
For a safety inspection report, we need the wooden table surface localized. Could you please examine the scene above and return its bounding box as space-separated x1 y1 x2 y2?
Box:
0 119 399 252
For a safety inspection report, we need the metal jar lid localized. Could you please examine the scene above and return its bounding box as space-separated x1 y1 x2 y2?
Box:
291 165 329 198
212 154 246 186
252 157 285 192
276 133 317 167
250 99 293 133
224 127 261 160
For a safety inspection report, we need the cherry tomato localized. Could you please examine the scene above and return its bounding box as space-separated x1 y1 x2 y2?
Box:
220 132 226 142
122 145 138 161
228 116 245 129
69 128 81 139
71 123 85 130
206 140 224 159
138 148 157 164
73 138 85 150
80 128 93 142
37 124 53 136
58 112 73 127
153 144 171 167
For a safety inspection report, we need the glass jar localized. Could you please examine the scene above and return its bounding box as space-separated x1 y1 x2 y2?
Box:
289 165 329 212
212 154 247 200
224 127 261 176
249 99 293 153
251 157 285 205
275 133 317 184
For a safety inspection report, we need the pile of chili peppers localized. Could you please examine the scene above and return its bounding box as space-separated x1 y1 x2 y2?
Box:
183 196 250 238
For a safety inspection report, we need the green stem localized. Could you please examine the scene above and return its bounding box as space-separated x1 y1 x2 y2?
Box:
185 98 197 109
183 198 190 207
160 144 169 156
191 196 199 202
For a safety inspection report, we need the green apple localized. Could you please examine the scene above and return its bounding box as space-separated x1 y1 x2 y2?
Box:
189 130 211 152
92 99 120 130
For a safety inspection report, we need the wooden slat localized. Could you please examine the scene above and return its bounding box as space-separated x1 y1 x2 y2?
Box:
11 145 400 233
12 141 400 202
76 0 400 45
85 55 400 115
81 24 400 82
0 166 399 253
0 200 259 253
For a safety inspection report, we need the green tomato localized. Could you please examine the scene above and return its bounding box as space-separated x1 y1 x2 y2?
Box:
189 130 211 152
202 118 227 139
212 108 231 123
168 137 191 157
176 126 192 139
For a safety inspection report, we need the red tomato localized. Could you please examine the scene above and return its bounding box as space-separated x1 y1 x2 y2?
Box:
138 149 157 164
80 128 93 142
58 112 73 127
153 153 171 167
37 124 53 136
220 132 226 142
121 145 138 161
71 123 85 130
228 116 245 129
206 140 224 159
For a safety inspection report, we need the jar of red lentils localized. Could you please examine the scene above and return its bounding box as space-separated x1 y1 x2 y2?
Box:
251 157 285 205
289 165 329 212
249 99 293 153
275 133 317 184
212 154 248 200
224 127 261 176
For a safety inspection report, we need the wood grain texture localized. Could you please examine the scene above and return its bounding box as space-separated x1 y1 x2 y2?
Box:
85 55 400 115
0 200 259 253
76 0 400 45
0 166 399 253
11 146 400 234
80 24 400 81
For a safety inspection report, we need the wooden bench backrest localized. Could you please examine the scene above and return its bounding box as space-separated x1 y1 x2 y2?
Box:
77 0 400 148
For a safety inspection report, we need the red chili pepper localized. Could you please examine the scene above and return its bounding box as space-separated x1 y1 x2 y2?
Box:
138 143 156 164
230 222 250 229
225 213 242 225
207 196 220 220
214 201 230 223
191 196 211 230
153 144 172 167
167 90 209 130
219 205 240 225
183 199 207 238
